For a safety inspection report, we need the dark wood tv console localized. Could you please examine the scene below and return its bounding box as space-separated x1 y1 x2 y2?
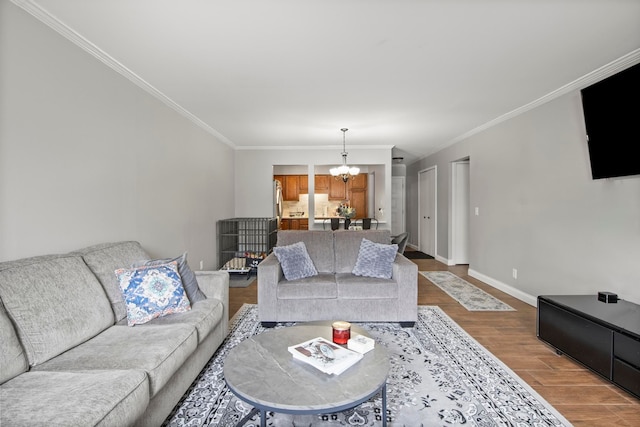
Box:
537 295 640 399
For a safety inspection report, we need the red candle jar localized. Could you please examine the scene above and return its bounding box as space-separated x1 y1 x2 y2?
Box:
332 321 351 345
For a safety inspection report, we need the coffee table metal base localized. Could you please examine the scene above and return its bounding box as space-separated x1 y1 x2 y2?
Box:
235 383 387 427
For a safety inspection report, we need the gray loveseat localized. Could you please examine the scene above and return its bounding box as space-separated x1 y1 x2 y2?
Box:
0 241 229 427
258 230 418 327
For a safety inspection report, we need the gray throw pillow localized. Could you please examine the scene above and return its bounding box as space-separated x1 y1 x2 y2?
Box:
132 252 206 303
273 241 318 281
352 238 398 279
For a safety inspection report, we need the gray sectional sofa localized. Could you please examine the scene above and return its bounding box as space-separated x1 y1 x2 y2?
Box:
258 230 418 327
0 241 229 427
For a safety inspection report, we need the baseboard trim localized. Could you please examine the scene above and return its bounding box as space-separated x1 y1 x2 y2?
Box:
468 269 537 307
435 254 450 265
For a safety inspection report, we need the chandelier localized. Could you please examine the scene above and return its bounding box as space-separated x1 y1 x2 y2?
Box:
330 128 360 182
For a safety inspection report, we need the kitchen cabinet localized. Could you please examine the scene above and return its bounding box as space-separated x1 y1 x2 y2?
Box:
314 174 368 217
348 188 367 219
299 175 308 194
349 173 367 190
283 175 300 201
329 177 348 200
279 218 308 230
314 175 329 193
274 175 308 201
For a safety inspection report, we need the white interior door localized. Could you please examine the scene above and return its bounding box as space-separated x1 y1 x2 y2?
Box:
419 168 436 256
391 177 405 236
452 161 470 264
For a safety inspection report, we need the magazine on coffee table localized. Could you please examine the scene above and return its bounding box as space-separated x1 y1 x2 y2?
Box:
288 336 363 375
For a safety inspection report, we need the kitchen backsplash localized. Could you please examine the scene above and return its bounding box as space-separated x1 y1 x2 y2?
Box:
282 194 344 218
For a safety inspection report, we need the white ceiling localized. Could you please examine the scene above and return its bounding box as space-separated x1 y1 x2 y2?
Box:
16 0 640 165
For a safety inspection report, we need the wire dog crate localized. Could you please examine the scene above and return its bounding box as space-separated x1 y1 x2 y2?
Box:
217 217 278 270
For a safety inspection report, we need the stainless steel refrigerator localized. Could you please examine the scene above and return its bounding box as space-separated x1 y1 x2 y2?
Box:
273 179 283 228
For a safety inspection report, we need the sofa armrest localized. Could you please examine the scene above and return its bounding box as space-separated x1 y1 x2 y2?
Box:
195 271 229 331
392 254 419 321
257 253 283 322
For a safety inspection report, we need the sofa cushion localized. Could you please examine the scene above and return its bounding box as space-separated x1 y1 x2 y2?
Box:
115 262 191 326
352 238 398 279
0 300 28 384
334 230 392 273
276 231 334 273
76 241 151 322
132 251 206 304
0 255 114 366
276 273 337 299
32 323 198 397
0 370 149 427
273 241 318 281
118 297 224 344
336 273 398 299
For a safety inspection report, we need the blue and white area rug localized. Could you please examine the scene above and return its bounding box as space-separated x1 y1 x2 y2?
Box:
420 271 516 311
164 304 569 426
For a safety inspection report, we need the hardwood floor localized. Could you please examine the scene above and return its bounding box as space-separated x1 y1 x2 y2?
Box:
228 257 640 426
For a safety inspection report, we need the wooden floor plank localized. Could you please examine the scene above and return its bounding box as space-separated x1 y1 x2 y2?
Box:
228 253 640 426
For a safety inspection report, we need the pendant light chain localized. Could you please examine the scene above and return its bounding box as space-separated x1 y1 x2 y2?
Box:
330 128 359 182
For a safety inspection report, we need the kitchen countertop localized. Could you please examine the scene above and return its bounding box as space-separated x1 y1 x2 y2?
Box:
282 216 386 224
284 216 346 219
313 218 387 224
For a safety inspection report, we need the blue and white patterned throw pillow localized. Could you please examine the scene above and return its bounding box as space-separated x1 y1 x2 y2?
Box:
273 241 318 281
352 238 398 279
115 261 191 326
132 251 205 304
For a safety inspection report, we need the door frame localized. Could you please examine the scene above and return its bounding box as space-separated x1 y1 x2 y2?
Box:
391 176 406 235
451 159 470 265
418 166 437 257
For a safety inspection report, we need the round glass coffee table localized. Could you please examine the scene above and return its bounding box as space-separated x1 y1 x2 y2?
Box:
223 323 389 427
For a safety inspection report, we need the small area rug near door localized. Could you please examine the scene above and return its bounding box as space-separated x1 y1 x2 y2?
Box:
163 304 570 426
421 271 516 311
402 250 434 259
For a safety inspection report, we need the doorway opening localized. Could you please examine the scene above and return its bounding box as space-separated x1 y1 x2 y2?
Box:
418 167 436 257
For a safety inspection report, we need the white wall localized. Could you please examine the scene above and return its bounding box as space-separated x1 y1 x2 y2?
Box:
0 1 235 268
407 91 640 305
235 147 393 227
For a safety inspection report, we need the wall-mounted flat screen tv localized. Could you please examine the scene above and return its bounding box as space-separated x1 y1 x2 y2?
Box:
581 62 640 179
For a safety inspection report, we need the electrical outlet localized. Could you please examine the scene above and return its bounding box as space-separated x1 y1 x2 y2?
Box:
200 260 204 270
512 268 518 279
475 207 479 216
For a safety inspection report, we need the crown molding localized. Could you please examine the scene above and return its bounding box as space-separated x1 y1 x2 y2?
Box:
13 0 639 159
236 145 395 151
415 49 640 163
456 49 640 142
11 0 235 148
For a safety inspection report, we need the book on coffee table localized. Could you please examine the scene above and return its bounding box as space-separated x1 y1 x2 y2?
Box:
288 337 363 375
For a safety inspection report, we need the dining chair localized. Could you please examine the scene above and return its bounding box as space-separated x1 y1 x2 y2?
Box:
391 232 409 254
322 218 340 230
358 218 378 230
